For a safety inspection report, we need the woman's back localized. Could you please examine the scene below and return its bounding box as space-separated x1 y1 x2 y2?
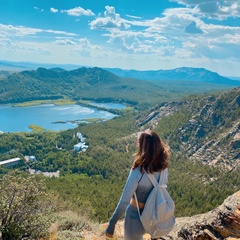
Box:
134 170 161 203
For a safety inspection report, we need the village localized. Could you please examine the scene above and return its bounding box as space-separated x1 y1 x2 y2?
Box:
0 132 88 177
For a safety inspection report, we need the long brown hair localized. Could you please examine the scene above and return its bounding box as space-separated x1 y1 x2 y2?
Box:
132 129 170 173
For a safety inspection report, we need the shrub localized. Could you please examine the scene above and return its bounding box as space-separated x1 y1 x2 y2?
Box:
0 171 54 240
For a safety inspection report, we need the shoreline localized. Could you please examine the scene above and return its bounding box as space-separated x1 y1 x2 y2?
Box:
12 99 76 107
1 99 128 114
0 99 128 133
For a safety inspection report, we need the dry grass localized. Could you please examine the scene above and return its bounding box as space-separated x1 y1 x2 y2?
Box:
45 212 152 240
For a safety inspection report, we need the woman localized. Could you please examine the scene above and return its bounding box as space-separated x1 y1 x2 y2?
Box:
105 129 170 240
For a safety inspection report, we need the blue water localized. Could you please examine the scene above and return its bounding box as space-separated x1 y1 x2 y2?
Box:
0 103 125 133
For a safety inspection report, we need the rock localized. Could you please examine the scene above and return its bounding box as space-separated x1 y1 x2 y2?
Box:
79 191 240 240
162 190 240 240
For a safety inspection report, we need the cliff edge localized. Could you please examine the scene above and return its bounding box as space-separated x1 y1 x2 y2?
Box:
85 190 240 240
162 190 240 240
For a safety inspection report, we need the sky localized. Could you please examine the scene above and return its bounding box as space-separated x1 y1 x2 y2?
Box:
0 0 240 77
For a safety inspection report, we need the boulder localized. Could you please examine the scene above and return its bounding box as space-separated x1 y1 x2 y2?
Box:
162 190 240 240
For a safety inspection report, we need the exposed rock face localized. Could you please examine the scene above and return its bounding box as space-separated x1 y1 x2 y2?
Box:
162 190 240 240
137 87 240 170
190 121 240 170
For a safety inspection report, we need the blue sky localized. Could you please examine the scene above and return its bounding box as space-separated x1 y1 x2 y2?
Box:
0 0 239 76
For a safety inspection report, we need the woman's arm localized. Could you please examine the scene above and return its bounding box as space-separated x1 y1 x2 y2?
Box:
105 168 141 235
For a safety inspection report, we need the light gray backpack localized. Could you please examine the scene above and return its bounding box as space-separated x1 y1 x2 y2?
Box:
134 169 175 238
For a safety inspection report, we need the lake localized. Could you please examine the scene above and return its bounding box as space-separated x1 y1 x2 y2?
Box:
0 103 125 133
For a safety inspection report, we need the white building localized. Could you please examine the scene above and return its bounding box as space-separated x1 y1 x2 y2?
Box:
74 142 88 152
0 157 22 167
24 155 36 161
29 156 36 161
77 132 85 142
74 132 88 152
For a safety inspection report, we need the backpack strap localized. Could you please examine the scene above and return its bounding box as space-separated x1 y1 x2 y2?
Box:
159 168 168 188
146 173 158 186
146 169 168 188
134 192 141 217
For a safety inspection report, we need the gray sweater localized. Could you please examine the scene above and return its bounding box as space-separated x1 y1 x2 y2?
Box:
106 166 168 235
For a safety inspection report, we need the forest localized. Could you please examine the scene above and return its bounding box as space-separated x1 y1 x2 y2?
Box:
0 67 236 109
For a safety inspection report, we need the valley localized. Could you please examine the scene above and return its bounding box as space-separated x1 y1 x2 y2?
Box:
0 67 239 239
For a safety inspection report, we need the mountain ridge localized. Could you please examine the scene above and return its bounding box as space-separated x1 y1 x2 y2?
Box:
135 87 240 170
1 66 235 107
105 67 240 86
0 59 239 83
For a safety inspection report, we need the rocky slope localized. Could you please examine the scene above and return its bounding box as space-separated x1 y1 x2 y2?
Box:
77 190 240 239
136 87 240 171
163 190 240 240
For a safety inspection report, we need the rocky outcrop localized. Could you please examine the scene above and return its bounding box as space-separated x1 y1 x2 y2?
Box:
79 191 240 240
137 87 240 170
162 190 240 240
189 121 240 170
136 101 185 129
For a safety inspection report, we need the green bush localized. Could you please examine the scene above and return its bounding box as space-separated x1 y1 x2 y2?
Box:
0 171 54 240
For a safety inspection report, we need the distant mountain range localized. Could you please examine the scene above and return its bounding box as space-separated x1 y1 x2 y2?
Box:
0 67 173 106
0 60 239 86
0 65 239 107
105 67 240 86
0 60 84 72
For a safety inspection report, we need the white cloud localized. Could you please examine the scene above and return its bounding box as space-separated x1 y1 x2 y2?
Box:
55 39 76 45
61 7 94 17
90 6 130 30
0 23 78 37
34 6 44 12
78 38 92 48
68 38 102 58
44 29 77 36
50 8 58 13
54 38 101 49
170 0 240 19
2 1 240 76
0 24 42 37
93 4 240 64
1 40 51 55
125 15 142 20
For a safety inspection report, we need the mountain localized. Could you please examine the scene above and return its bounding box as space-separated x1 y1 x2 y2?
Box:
1 60 239 85
106 67 240 86
0 67 233 107
0 67 159 106
0 60 83 71
135 87 240 170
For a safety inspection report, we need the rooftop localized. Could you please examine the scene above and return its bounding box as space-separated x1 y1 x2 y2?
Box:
0 157 21 165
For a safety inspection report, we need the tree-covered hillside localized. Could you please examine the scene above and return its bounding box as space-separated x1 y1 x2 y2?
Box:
137 87 240 170
0 87 239 223
0 67 235 109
